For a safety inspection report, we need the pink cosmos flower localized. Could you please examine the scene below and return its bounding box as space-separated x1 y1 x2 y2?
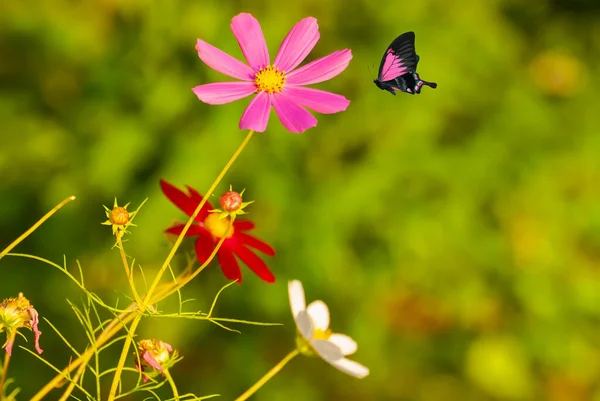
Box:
192 13 352 134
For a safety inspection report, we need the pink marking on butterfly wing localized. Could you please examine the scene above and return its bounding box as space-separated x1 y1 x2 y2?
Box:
379 49 408 82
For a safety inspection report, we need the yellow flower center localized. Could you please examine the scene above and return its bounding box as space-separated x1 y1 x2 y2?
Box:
254 65 286 93
312 328 332 340
204 213 234 239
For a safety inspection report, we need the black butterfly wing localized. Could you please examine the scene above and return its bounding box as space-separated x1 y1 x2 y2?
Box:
377 31 419 82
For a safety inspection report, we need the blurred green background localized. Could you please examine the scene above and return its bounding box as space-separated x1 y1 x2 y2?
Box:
2 0 600 400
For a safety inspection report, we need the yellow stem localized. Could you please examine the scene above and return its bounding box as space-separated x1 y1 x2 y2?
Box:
107 314 141 400
235 349 300 401
0 333 15 393
29 302 139 401
161 217 235 300
144 129 254 303
0 196 76 260
58 362 86 401
164 368 180 401
106 130 255 401
31 280 179 401
116 234 144 308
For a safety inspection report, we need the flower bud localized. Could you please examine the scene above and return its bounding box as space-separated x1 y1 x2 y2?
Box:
135 339 180 383
219 191 243 213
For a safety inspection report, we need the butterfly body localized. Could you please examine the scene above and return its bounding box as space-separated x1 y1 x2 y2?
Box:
374 32 437 95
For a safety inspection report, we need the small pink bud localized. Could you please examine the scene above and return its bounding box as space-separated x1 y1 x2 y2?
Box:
219 191 243 213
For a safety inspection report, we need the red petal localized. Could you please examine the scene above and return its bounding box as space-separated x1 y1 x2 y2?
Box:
234 220 255 231
166 223 205 237
194 229 216 264
160 180 202 220
236 232 275 256
234 244 275 283
217 243 242 281
186 185 214 220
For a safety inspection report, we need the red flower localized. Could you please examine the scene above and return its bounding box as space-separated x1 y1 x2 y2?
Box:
160 180 276 283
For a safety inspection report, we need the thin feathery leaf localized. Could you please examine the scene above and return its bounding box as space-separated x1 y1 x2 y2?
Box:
19 346 94 399
99 334 132 353
211 316 283 327
43 317 81 358
208 280 239 317
207 318 241 333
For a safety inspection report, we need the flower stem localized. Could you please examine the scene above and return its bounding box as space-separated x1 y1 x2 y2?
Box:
0 196 76 260
31 281 178 401
144 129 254 303
164 368 180 400
106 314 141 400
162 217 235 300
235 349 300 401
106 130 255 401
0 333 15 394
116 234 144 308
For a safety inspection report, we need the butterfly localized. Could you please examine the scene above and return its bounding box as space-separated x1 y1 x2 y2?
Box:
373 32 437 95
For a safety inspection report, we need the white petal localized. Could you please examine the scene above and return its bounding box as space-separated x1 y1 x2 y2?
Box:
329 334 357 356
312 339 344 362
295 310 314 340
328 357 370 379
288 280 306 318
307 300 330 331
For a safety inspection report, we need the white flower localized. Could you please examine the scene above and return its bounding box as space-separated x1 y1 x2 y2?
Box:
288 280 370 379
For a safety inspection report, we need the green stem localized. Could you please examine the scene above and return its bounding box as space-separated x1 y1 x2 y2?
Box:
164 368 180 400
116 235 144 308
0 196 75 260
235 349 300 401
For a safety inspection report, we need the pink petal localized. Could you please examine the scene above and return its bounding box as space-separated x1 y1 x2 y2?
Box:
195 39 255 80
5 337 13 356
192 82 256 105
286 49 352 85
231 13 270 70
239 91 271 132
274 17 320 72
142 350 164 372
284 86 350 114
271 93 317 133
28 308 43 354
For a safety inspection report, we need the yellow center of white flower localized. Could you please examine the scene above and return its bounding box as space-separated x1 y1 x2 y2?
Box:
312 328 332 340
204 213 234 238
254 65 286 93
